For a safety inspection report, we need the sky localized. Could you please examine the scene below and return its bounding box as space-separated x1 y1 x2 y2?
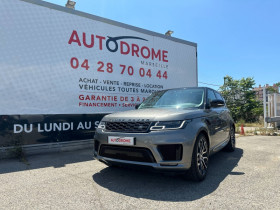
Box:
44 0 280 89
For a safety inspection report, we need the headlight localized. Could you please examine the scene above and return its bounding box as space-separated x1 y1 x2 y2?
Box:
150 120 190 131
97 121 106 129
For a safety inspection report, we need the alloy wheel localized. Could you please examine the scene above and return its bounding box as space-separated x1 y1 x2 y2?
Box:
197 137 208 176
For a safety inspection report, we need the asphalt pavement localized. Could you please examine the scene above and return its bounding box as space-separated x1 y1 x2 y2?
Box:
0 136 279 209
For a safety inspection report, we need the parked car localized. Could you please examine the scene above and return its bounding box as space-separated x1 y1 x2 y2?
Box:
93 87 235 181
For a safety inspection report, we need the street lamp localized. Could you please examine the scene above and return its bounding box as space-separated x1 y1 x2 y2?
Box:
65 0 76 9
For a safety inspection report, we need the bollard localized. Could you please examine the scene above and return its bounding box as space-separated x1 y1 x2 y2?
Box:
241 124 245 135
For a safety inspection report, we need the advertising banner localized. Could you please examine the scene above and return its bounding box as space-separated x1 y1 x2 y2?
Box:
0 0 197 146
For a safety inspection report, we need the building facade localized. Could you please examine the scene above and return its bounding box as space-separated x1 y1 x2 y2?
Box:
253 84 279 101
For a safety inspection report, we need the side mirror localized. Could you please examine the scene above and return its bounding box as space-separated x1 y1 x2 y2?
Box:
210 99 224 108
135 104 141 109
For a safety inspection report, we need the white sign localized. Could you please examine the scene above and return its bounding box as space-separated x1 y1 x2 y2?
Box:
108 136 135 146
0 0 197 115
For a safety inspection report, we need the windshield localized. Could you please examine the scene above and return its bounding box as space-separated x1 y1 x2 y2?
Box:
139 88 205 109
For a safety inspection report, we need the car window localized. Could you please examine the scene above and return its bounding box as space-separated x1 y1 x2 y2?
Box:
207 89 216 104
214 91 224 101
139 88 205 109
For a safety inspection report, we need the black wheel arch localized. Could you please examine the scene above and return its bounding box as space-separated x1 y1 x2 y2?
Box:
195 127 210 150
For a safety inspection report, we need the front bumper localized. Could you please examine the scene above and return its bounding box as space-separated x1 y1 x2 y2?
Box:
93 126 197 171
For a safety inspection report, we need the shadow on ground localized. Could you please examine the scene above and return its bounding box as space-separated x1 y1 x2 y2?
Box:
0 149 93 174
92 148 243 201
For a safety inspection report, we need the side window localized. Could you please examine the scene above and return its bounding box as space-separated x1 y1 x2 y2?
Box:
207 89 216 104
215 91 224 102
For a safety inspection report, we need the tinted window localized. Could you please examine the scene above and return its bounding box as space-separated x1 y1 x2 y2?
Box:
215 91 224 101
207 89 216 103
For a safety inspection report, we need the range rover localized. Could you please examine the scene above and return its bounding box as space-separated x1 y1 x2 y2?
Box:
93 87 235 181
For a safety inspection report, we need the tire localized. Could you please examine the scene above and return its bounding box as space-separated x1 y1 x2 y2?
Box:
187 133 209 181
225 126 236 152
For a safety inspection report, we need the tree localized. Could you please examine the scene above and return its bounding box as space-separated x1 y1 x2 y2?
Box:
219 76 263 122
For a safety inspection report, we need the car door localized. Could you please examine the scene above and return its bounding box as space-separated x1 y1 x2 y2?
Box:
214 91 230 141
205 89 221 149
207 89 229 149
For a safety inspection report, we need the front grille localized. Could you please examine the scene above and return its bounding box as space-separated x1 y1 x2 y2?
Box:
105 121 151 133
99 145 156 163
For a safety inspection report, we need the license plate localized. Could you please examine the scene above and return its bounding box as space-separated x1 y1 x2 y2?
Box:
108 136 135 145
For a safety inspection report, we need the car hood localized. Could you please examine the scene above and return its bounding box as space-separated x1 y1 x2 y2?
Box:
102 108 206 122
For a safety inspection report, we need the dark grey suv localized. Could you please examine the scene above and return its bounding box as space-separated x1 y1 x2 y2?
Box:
93 87 235 181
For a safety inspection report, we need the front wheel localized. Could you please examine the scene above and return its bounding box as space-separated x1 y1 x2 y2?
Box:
225 126 236 152
187 133 209 181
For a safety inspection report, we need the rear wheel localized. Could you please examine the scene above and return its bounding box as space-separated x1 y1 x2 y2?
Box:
225 126 236 152
187 133 209 181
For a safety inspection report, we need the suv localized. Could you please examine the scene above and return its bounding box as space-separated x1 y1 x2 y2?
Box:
93 87 235 181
